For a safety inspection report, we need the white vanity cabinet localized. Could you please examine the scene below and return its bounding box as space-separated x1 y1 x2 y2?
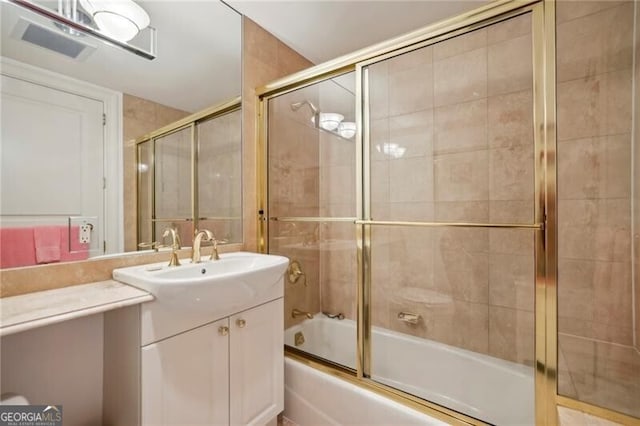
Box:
229 299 284 425
109 252 289 425
140 298 284 426
141 317 230 425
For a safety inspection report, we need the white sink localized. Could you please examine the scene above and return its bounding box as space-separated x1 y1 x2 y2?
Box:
112 251 289 313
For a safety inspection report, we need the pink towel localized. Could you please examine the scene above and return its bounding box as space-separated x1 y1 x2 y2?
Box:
0 228 36 268
34 226 61 264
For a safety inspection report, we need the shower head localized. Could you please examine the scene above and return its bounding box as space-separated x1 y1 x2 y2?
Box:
290 100 319 114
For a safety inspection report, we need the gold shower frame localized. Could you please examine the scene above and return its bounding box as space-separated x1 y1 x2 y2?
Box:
135 96 241 247
256 1 638 425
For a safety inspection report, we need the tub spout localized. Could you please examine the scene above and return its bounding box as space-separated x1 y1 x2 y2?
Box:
292 309 314 319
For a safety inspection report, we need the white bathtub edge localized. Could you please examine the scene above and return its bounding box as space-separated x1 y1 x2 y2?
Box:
284 357 449 426
284 383 340 426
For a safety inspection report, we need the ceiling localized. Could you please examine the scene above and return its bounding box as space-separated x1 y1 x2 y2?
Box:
229 0 488 64
1 0 489 112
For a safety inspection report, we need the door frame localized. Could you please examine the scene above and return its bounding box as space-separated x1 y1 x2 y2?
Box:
1 56 123 253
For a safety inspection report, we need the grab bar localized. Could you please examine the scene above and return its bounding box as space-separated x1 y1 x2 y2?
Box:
323 312 345 320
397 312 421 324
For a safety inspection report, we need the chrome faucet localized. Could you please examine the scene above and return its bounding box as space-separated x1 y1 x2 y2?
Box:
292 309 314 319
192 229 214 263
162 227 182 267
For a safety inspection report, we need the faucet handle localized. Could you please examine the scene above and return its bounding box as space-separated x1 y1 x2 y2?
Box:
210 236 222 261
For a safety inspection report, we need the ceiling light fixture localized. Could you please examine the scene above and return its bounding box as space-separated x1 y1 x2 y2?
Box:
6 0 156 59
79 0 150 42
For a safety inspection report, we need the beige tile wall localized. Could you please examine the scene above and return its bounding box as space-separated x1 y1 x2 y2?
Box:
316 75 358 322
264 72 359 329
556 0 640 418
122 94 190 252
267 88 322 329
366 14 535 366
242 17 316 328
242 17 313 253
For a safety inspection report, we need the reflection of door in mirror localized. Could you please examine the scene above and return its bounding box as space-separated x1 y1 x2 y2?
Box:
0 74 104 267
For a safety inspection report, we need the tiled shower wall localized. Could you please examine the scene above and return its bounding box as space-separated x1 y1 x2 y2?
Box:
267 74 358 330
317 76 358 322
268 85 322 330
556 1 639 417
242 17 314 251
366 14 535 366
270 8 640 419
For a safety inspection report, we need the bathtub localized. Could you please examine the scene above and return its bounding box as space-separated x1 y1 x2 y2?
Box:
284 317 534 425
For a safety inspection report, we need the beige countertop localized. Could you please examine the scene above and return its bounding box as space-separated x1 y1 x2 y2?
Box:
0 280 153 336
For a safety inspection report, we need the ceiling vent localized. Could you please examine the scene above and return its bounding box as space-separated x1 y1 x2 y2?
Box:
11 17 96 61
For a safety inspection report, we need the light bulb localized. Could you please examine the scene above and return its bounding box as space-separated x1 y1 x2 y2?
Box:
80 0 150 42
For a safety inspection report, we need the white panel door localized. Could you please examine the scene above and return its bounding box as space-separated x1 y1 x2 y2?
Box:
141 318 230 426
230 299 284 426
0 74 104 247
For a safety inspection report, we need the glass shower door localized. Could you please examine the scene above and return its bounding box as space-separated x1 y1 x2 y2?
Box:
363 13 538 425
266 72 358 370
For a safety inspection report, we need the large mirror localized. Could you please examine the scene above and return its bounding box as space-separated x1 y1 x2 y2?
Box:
0 0 242 269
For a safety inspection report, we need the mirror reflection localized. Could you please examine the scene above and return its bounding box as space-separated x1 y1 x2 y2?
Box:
0 0 242 269
137 100 242 252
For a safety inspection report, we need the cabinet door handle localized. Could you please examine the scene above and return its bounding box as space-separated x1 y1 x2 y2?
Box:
236 319 246 328
218 326 229 336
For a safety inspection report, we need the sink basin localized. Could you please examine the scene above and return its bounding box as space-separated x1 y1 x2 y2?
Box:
112 251 289 313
